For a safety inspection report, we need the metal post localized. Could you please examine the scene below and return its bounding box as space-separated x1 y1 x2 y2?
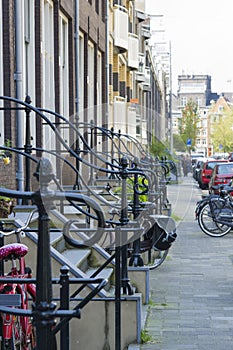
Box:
24 95 32 194
115 157 129 350
88 120 94 185
118 130 121 164
0 222 4 276
60 266 70 350
32 158 56 349
129 160 144 267
119 157 133 295
115 230 122 350
109 128 116 179
15 0 24 193
169 40 173 155
74 0 80 190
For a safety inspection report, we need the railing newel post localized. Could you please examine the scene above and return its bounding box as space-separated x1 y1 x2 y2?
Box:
24 95 32 195
60 265 70 350
129 159 144 267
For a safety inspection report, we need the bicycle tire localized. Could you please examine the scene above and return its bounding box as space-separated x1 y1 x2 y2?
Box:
0 300 36 350
0 315 20 350
148 248 169 270
198 202 231 237
24 318 36 350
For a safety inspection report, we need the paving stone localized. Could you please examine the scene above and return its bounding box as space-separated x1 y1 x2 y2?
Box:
139 175 233 350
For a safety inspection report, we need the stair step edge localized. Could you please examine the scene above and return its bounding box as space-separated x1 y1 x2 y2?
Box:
61 248 91 267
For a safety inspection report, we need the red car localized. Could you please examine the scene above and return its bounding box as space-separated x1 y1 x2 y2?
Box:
199 159 228 189
209 162 233 193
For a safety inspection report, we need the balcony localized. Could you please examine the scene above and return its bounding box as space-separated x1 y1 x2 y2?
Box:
141 24 151 39
128 33 139 70
135 53 145 82
144 67 151 86
113 96 127 134
134 0 147 21
113 5 128 53
127 106 137 138
134 0 145 12
141 67 151 91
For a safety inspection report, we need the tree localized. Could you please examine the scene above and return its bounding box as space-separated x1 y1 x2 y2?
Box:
172 134 186 152
179 99 200 152
150 136 172 159
211 112 233 152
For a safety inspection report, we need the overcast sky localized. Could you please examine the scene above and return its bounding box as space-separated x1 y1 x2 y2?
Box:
146 0 233 95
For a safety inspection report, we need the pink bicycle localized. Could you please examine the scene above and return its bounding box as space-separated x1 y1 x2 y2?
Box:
0 210 36 350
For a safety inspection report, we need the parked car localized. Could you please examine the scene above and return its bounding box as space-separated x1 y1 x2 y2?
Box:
192 157 207 180
228 152 233 161
198 159 228 189
209 162 233 193
191 154 204 167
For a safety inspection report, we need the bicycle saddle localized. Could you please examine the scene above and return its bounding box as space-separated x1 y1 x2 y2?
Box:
0 243 28 261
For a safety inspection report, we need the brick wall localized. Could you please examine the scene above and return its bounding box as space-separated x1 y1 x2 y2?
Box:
0 159 16 190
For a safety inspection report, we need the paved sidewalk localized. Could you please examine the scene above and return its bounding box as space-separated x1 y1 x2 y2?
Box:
140 175 233 350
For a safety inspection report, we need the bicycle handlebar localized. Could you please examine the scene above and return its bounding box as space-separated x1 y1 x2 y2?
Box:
0 209 38 236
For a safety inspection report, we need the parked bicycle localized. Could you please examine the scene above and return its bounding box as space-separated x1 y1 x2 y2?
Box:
0 210 37 350
195 183 233 237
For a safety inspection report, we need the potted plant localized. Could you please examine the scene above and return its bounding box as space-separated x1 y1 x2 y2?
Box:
0 195 15 218
0 150 14 218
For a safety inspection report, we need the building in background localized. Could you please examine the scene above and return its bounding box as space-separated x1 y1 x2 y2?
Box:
172 74 233 156
0 0 170 188
177 74 218 108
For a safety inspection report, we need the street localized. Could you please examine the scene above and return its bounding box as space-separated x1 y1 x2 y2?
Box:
141 175 233 350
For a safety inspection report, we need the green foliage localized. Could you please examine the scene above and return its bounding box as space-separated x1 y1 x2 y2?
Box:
140 329 155 344
211 111 233 152
171 213 182 222
150 136 173 160
179 99 200 152
172 134 186 152
114 176 148 202
0 196 15 218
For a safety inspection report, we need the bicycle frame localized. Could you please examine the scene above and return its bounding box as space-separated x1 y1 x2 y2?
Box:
196 192 233 227
0 237 36 349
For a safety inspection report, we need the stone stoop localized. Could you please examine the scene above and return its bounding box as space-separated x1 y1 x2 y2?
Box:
9 209 151 349
23 229 144 349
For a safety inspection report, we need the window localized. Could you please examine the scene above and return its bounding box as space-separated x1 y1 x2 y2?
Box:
96 50 102 126
24 0 30 44
42 0 55 110
95 0 99 14
42 0 55 156
196 97 202 107
59 12 69 149
180 96 187 107
24 0 36 146
136 117 141 136
59 12 69 117
79 32 84 118
88 41 94 110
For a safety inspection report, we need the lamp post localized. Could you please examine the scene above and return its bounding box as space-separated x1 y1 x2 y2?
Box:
169 40 173 155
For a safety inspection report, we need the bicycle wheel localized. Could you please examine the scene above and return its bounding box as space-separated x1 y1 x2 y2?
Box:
0 315 20 350
198 202 231 237
12 316 22 350
0 315 35 350
23 318 36 350
148 248 169 269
